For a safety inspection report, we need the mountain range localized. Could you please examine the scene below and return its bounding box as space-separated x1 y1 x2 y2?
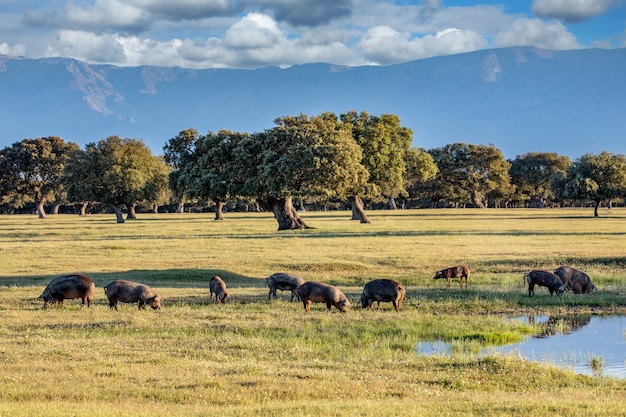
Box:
1 46 625 159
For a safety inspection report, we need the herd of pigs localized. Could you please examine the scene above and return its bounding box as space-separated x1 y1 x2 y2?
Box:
37 264 595 312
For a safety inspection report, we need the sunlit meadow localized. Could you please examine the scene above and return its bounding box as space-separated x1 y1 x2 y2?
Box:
0 208 625 416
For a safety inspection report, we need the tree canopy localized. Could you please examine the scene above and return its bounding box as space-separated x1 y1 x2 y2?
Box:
339 111 413 220
189 130 248 220
163 128 201 213
2 112 625 223
562 151 626 217
509 152 572 207
403 147 438 206
427 143 512 208
247 113 369 229
67 136 169 223
0 137 79 218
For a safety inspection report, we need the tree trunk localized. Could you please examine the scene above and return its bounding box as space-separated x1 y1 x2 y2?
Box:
36 200 46 219
350 196 370 224
351 204 359 220
111 204 125 223
126 204 137 220
594 199 601 217
52 203 61 215
214 200 225 220
176 202 185 213
473 192 486 208
79 202 87 216
388 196 398 210
268 196 311 230
152 203 158 214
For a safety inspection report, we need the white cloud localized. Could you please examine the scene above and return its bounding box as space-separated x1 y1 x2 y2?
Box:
3 0 623 69
223 13 281 48
0 42 26 57
494 18 580 50
117 36 184 67
531 0 615 22
175 24 357 69
45 30 127 63
41 12 358 70
358 25 487 65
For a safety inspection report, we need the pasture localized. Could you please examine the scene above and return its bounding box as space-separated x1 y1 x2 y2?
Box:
0 208 625 416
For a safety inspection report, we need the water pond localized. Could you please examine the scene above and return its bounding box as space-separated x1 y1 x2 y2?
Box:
416 315 626 378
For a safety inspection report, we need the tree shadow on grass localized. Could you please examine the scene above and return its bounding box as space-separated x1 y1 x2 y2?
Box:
0 268 266 288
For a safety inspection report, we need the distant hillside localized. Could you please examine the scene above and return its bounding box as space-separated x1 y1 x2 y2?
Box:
1 47 625 159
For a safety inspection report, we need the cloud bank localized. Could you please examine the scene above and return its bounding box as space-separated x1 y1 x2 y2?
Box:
0 0 622 69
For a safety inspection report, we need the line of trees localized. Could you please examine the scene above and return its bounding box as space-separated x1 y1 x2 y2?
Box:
162 112 437 229
1 111 626 229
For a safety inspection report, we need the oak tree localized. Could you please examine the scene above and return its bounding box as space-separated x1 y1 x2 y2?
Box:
403 147 438 207
73 136 169 223
190 130 248 220
340 111 413 222
562 151 626 217
510 152 572 207
242 113 369 230
163 128 200 213
428 143 512 208
0 137 79 218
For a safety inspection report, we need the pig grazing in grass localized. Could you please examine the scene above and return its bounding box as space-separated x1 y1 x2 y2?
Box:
39 274 95 308
104 280 161 310
266 272 305 301
360 279 406 312
553 266 596 294
525 270 565 297
209 275 228 303
434 266 470 288
296 281 350 312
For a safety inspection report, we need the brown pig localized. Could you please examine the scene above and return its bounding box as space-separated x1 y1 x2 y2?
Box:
209 275 228 303
360 279 406 312
295 281 351 312
266 272 305 301
553 266 596 294
104 280 161 310
39 274 95 308
434 266 470 288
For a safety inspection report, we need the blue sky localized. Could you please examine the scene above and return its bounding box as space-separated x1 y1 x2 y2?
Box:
0 0 624 69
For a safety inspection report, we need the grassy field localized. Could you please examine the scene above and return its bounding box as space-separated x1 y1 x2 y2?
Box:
0 208 625 416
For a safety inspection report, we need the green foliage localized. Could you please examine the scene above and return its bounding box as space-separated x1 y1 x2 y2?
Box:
191 130 248 202
163 128 201 207
563 152 626 216
0 137 80 217
404 147 438 194
427 143 512 207
509 152 572 207
340 111 413 201
65 136 169 221
247 113 369 200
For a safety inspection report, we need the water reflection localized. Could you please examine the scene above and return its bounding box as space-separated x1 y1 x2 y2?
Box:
526 314 591 338
416 315 626 378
